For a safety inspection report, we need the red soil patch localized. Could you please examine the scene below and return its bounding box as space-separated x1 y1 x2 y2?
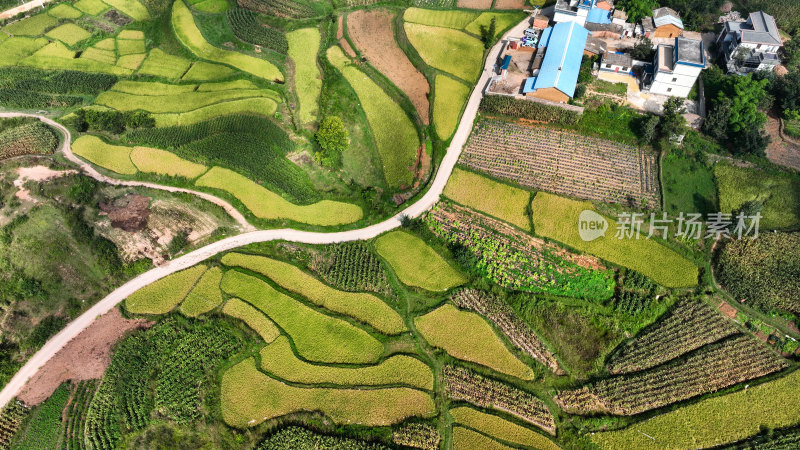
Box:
338 15 356 58
18 309 152 406
98 194 151 232
716 299 738 319
457 0 493 9
494 0 525 9
347 9 430 123
765 112 800 172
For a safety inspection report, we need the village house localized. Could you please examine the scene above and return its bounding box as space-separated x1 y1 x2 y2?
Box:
717 11 782 74
643 7 683 38
643 37 704 98
600 52 634 74
553 0 613 27
522 21 590 103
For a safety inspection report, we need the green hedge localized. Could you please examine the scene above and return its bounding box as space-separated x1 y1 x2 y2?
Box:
478 95 580 125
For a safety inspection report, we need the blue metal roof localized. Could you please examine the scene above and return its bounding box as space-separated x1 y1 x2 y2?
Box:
532 22 589 98
500 55 512 70
523 77 537 93
586 7 611 24
537 27 553 48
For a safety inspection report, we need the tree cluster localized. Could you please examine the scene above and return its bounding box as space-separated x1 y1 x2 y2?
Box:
74 109 155 134
315 116 348 168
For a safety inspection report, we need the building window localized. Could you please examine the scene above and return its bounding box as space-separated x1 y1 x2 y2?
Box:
621 66 628 71
756 44 762 50
672 77 678 82
667 88 672 92
606 64 612 68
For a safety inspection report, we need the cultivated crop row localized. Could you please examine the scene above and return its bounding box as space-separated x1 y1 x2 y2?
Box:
309 242 393 296
64 380 98 450
0 120 59 160
556 334 789 416
238 0 316 18
0 67 117 109
392 423 440 450
452 289 563 374
257 426 388 448
227 8 288 54
442 365 556 435
460 118 659 207
424 202 615 299
606 298 740 374
0 401 28 448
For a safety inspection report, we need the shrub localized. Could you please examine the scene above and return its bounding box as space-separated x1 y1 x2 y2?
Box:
315 116 347 168
478 95 580 125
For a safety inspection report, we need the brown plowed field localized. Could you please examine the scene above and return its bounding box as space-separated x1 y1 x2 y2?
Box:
494 0 525 8
338 15 356 57
18 309 152 405
458 0 493 9
347 9 430 123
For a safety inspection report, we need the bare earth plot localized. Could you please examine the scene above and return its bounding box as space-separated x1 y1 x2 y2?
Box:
337 15 356 57
348 9 430 124
458 0 493 9
460 118 660 207
17 309 151 405
765 114 800 172
494 0 525 9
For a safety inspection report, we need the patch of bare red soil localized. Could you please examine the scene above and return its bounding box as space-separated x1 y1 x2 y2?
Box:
338 16 356 58
18 308 152 406
99 194 151 232
494 0 525 9
457 0 492 9
347 9 430 123
716 299 738 319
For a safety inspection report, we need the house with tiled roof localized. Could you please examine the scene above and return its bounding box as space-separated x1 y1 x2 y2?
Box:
651 7 683 38
717 11 782 74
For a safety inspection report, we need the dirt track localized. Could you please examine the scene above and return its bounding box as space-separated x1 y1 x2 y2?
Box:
347 9 430 124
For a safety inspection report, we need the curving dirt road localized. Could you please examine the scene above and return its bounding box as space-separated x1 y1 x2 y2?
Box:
0 113 255 232
0 18 529 409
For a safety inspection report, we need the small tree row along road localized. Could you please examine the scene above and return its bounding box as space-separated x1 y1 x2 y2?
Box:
0 18 531 409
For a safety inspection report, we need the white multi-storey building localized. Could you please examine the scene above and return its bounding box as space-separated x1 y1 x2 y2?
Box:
644 37 705 98
717 11 782 74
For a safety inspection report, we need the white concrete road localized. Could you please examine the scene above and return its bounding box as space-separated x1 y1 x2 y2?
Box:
0 17 530 409
0 0 51 20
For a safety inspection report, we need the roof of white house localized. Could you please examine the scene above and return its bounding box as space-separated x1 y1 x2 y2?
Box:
652 7 684 30
740 11 781 45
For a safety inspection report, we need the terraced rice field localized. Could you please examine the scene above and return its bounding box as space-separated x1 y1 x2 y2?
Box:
433 75 470 140
125 265 207 314
222 298 281 342
74 0 109 15
195 167 363 226
47 4 84 19
179 267 224 316
137 49 193 78
530 192 699 287
172 0 283 82
450 407 560 450
221 253 406 334
73 135 208 179
182 61 236 81
347 9 430 123
221 358 436 428
45 24 91 47
221 270 383 363
222 298 280 342
442 168 530 230
375 230 466 291
464 12 526 38
415 304 535 380
103 0 150 20
20 42 133 76
286 28 321 124
3 14 57 36
403 8 479 29
403 22 483 82
260 336 433 389
327 46 419 188
0 38 49 67
461 118 660 207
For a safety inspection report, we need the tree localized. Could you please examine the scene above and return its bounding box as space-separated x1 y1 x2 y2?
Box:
315 116 348 168
725 75 769 134
479 18 496 49
777 68 800 112
660 97 687 140
703 96 731 142
618 0 658 23
631 37 655 61
781 33 800 68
